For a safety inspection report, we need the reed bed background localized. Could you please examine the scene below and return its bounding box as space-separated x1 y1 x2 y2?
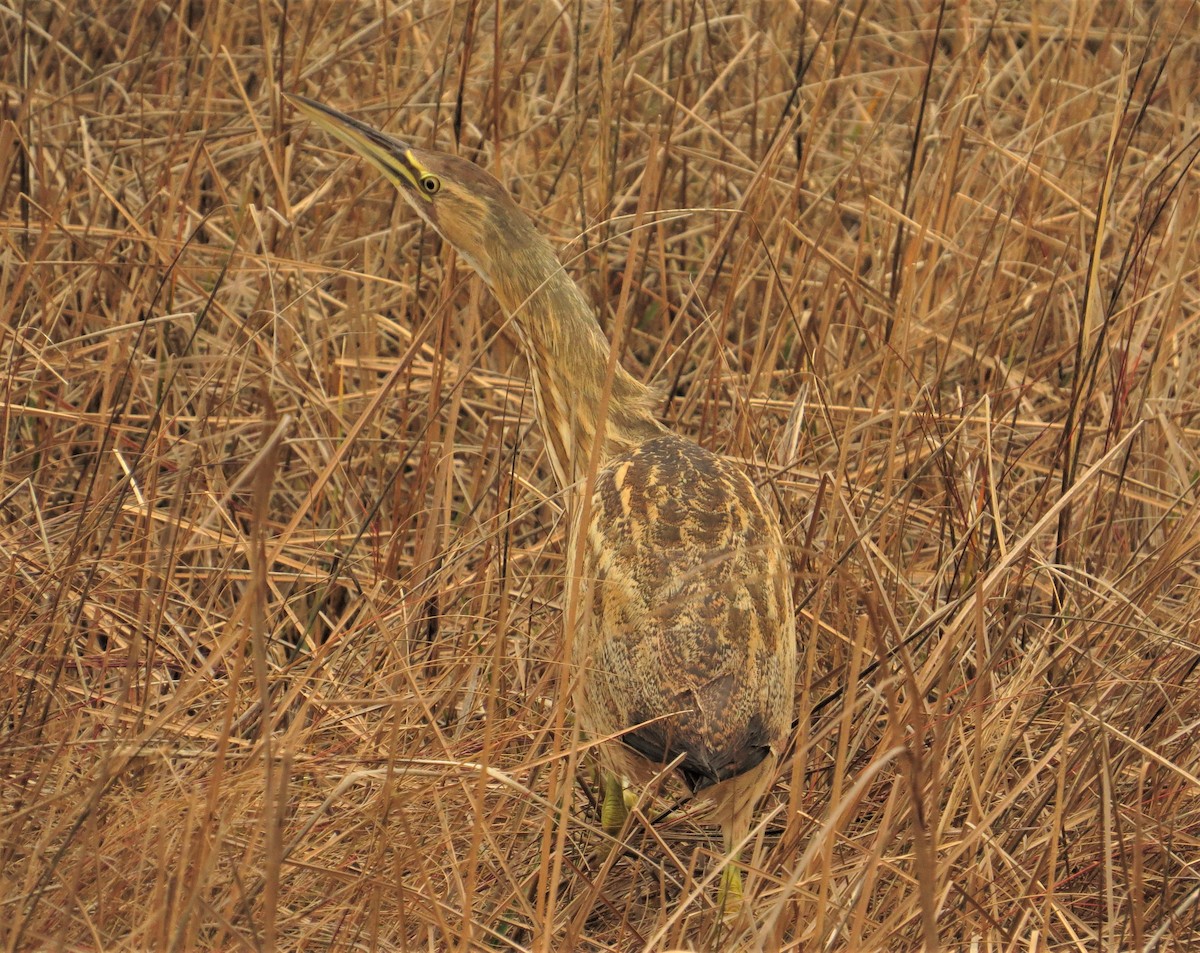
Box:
2 1 1199 950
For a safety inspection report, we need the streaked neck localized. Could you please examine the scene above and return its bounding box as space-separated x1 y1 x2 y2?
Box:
485 231 664 491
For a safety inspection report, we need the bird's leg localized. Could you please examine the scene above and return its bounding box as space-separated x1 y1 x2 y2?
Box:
600 771 629 837
717 797 752 919
717 862 744 916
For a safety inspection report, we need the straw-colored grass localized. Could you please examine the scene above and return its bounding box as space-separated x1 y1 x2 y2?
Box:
3 2 1199 950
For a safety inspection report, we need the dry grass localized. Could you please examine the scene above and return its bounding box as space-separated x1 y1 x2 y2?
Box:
3 1 1200 950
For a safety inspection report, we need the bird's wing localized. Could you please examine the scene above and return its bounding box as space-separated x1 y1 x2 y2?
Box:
581 434 793 789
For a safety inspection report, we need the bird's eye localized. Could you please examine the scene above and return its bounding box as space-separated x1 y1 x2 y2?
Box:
420 174 441 195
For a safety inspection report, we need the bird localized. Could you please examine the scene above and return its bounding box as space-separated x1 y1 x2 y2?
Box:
287 93 797 910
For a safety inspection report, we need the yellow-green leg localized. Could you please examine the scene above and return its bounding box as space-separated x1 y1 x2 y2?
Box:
600 771 629 836
717 862 744 915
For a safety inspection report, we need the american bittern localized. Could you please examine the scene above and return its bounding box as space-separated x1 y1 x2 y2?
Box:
288 94 796 907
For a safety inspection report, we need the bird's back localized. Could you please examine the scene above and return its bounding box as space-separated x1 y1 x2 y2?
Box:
574 433 796 794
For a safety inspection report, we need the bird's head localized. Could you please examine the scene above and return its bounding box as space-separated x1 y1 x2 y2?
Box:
287 94 531 287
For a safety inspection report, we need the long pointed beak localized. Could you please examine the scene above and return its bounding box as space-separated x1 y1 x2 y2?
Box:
286 93 422 194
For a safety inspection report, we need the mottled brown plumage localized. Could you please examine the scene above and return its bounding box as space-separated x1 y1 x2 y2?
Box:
288 93 797 904
575 434 795 879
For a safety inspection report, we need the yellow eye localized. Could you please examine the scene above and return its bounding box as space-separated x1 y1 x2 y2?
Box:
419 174 441 195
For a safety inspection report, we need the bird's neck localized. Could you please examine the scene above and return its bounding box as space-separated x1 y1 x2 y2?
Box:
487 234 664 491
